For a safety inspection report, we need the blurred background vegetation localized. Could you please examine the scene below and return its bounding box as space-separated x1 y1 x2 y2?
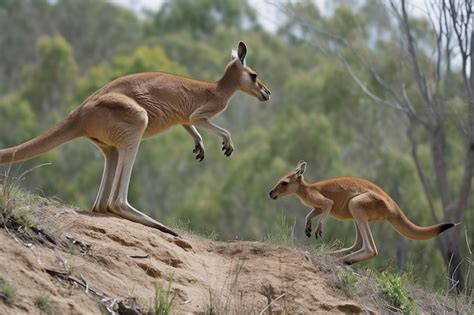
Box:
0 0 472 294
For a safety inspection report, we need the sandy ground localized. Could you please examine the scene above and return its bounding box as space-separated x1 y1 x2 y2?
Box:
0 198 378 314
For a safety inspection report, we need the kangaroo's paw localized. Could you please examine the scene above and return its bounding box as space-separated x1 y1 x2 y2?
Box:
315 222 323 239
222 140 234 157
305 222 312 238
193 141 205 161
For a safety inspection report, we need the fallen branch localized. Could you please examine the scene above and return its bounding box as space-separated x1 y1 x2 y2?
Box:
259 293 286 315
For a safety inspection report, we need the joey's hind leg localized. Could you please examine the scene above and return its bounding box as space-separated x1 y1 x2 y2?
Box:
328 222 362 256
340 193 379 264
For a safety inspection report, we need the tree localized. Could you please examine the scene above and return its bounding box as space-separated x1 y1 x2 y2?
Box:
147 0 259 39
22 36 77 124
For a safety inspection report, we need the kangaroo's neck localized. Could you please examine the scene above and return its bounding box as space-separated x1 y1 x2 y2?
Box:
296 178 316 204
216 62 240 99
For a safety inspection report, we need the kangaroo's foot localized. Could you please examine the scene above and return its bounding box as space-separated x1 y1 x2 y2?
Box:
328 247 357 257
339 247 377 265
91 204 108 213
108 202 179 237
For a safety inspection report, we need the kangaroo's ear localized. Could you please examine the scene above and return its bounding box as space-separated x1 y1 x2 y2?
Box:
237 41 247 65
295 160 307 176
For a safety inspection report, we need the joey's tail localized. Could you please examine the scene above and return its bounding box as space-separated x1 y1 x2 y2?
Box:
388 207 457 240
0 111 82 164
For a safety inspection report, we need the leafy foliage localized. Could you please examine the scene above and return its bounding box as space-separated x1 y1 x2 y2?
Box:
377 272 415 313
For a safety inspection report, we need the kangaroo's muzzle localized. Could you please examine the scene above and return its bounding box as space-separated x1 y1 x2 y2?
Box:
269 190 278 200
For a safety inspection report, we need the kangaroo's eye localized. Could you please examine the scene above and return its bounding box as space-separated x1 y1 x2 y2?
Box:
250 73 257 82
282 181 288 186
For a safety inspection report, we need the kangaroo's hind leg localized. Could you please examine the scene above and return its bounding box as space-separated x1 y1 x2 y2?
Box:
340 192 379 264
86 93 179 237
92 144 118 213
328 222 362 256
107 136 179 237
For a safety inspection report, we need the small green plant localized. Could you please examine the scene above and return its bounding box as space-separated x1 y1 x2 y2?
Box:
67 244 77 256
153 280 175 315
35 294 53 314
204 291 218 315
15 207 37 228
331 266 359 296
266 211 295 245
0 277 16 304
377 272 415 313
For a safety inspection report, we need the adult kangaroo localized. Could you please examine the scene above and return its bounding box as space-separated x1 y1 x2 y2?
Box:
269 161 458 264
0 41 271 237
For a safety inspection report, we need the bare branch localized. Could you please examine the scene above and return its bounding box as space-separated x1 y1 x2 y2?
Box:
407 124 439 223
399 0 438 119
340 59 409 113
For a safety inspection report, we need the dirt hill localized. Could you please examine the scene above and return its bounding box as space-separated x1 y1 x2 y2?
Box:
0 193 463 314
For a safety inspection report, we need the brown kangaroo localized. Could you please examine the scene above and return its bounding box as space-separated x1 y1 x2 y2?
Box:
269 161 458 264
0 41 271 237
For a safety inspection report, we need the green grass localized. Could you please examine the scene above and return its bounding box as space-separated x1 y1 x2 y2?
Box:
331 266 359 296
0 277 16 304
377 272 415 313
15 207 37 228
153 280 175 315
266 211 295 246
35 295 53 314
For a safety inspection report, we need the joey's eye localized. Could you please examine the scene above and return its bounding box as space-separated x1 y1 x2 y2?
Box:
250 73 257 81
282 181 289 186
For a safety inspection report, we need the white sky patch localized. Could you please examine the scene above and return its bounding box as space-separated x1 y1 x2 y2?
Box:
108 0 442 33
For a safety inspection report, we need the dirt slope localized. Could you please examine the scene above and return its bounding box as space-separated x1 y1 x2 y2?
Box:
0 196 380 314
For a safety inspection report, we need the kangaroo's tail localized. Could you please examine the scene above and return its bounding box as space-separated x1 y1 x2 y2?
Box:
388 208 457 240
0 111 82 164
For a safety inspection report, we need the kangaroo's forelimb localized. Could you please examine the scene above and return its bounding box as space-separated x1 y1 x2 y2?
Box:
182 124 205 161
193 119 234 157
304 208 322 237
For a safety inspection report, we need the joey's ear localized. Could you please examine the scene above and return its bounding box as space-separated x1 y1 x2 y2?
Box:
237 41 247 65
295 160 307 176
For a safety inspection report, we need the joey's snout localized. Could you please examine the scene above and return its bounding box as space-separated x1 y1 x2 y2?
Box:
269 190 278 200
260 86 271 101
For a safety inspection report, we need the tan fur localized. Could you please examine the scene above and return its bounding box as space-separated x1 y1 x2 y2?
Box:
269 161 456 264
0 42 270 237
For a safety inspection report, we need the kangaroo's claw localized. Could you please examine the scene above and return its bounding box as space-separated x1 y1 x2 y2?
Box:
315 222 323 239
193 142 205 161
305 222 312 238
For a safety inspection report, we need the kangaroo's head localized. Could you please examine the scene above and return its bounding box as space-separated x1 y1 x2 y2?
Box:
269 161 307 200
221 41 271 101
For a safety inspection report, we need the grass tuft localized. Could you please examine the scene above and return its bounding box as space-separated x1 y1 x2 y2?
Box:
0 277 16 304
35 294 53 314
331 266 359 296
15 207 37 228
153 279 175 315
266 211 295 246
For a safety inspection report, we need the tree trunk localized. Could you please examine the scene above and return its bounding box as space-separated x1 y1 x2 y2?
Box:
442 230 464 294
